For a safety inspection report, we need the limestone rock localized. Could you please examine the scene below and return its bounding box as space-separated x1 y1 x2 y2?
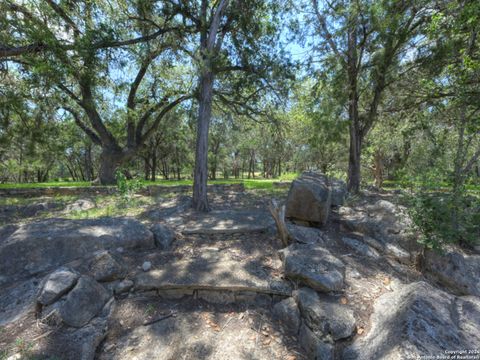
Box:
0 218 154 285
299 323 334 360
37 267 79 306
114 279 134 294
424 248 480 296
142 261 152 272
343 281 480 359
59 276 110 327
340 237 380 259
285 172 332 225
90 251 125 282
330 179 347 206
338 199 419 264
295 287 356 341
279 244 345 292
272 297 301 333
286 224 330 246
151 223 176 249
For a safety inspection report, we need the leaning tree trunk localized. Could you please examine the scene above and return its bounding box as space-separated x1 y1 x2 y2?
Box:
99 148 124 185
192 71 214 211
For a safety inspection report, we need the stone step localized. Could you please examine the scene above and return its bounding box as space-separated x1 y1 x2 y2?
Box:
181 210 274 235
133 251 291 299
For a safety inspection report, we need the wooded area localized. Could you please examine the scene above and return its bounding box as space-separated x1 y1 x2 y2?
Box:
1 0 480 223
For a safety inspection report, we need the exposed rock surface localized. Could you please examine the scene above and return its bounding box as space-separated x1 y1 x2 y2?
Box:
65 199 95 212
90 251 126 282
182 210 274 234
59 275 110 327
272 297 301 333
37 267 79 306
134 251 291 296
286 224 331 246
285 172 332 225
343 281 480 359
338 199 419 263
279 244 345 292
424 248 480 296
295 287 356 341
150 223 176 249
0 218 154 284
114 279 134 294
339 236 380 259
299 323 334 360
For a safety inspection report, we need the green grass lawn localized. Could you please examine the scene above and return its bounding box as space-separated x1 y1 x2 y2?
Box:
0 174 297 190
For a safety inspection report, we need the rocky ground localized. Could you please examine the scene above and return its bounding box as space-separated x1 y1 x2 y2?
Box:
0 179 479 360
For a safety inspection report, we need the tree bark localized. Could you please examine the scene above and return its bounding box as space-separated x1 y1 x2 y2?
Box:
192 71 214 211
99 148 124 185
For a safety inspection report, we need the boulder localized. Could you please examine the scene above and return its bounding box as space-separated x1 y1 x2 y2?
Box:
424 248 480 297
295 287 355 341
90 251 126 282
272 297 301 333
343 281 480 359
279 244 345 292
150 223 176 249
0 218 154 284
299 323 334 360
285 172 332 225
330 179 347 206
59 275 110 327
37 267 79 306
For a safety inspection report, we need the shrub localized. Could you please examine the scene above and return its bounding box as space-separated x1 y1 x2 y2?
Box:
407 191 480 250
115 170 143 202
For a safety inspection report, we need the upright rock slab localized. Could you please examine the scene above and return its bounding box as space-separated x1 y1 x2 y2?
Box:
279 244 345 292
59 275 110 328
0 218 154 284
343 281 480 359
37 267 79 306
285 172 332 225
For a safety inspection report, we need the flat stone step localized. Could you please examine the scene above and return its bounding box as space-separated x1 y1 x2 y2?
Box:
134 251 290 296
181 210 274 235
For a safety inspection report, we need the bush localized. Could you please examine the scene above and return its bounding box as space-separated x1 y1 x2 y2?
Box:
115 170 143 202
407 191 480 250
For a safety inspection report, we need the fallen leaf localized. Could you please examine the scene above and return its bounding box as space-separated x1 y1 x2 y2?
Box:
383 277 391 286
263 338 271 346
340 297 348 305
357 327 365 335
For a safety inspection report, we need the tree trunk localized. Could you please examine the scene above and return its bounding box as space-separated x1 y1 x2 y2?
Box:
151 152 157 182
192 71 214 211
373 150 384 188
347 124 361 193
99 148 124 185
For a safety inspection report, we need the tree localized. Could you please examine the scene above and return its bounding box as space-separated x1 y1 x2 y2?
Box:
2 0 192 184
172 0 292 211
305 0 428 192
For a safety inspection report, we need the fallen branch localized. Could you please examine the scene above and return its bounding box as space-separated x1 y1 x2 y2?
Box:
143 312 175 326
268 199 292 247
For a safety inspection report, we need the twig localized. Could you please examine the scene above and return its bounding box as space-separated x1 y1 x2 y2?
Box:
143 312 175 326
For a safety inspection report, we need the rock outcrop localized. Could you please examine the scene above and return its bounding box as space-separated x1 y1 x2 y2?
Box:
424 248 480 297
0 218 154 285
343 281 480 359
